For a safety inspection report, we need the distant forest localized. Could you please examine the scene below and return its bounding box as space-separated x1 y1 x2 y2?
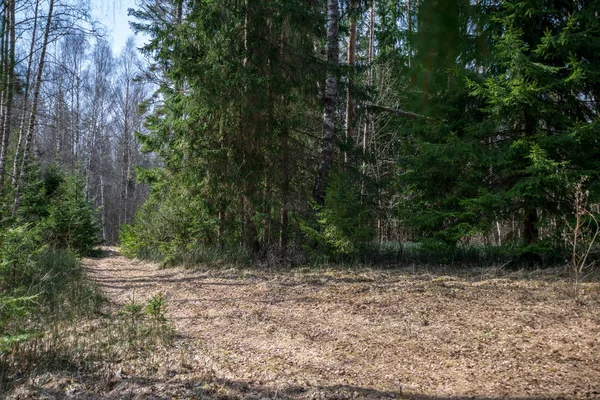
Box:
2 0 600 267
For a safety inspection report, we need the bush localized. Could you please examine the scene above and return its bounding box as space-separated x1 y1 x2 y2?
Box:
0 229 102 387
302 170 376 258
14 164 100 256
119 176 222 265
42 174 100 255
362 239 567 268
1 166 102 384
0 223 101 326
0 224 44 289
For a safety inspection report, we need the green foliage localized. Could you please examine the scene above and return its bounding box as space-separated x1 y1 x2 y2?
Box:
121 295 144 322
0 237 101 359
120 0 600 267
366 240 566 268
118 294 171 344
0 166 102 376
394 0 600 255
302 171 375 257
127 0 325 256
0 224 44 289
0 294 37 353
17 164 63 222
14 164 100 256
42 174 100 255
119 172 220 264
145 292 167 323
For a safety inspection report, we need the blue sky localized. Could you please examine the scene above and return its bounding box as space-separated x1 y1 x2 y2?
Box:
91 0 144 54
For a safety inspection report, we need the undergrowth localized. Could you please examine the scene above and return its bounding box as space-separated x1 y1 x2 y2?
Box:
0 166 173 396
121 237 573 272
1 286 173 395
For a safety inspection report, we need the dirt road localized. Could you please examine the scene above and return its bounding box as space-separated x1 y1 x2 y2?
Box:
80 248 600 399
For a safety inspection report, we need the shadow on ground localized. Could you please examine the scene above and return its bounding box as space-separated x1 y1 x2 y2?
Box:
90 246 570 287
11 374 576 400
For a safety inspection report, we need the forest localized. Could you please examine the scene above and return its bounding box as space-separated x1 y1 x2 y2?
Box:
1 0 600 398
124 0 600 269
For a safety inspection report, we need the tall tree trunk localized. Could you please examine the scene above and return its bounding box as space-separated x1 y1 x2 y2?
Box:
279 20 290 250
12 0 40 187
264 171 272 248
314 0 339 206
362 0 375 196
240 0 260 252
120 79 131 226
263 10 275 250
344 0 357 165
74 75 81 165
523 111 538 244
14 0 54 215
175 0 182 25
0 0 15 192
408 0 412 68
0 8 6 138
242 182 260 252
0 3 9 192
100 134 107 242
279 126 290 249
524 210 538 245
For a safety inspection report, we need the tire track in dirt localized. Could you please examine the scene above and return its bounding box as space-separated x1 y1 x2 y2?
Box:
83 247 600 399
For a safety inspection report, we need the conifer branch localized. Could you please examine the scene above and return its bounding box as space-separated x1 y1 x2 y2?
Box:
364 102 430 119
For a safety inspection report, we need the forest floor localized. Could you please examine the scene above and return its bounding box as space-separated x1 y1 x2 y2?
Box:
9 248 600 399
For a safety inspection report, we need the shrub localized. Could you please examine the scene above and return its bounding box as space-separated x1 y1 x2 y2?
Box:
0 224 44 289
302 170 376 258
11 165 101 256
119 176 220 265
0 238 102 388
42 174 100 255
1 177 102 378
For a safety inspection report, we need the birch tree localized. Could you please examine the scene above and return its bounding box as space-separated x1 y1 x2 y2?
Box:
0 0 16 192
13 0 55 214
314 0 339 206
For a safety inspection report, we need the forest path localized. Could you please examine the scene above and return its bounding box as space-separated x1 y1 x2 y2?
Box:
82 247 600 399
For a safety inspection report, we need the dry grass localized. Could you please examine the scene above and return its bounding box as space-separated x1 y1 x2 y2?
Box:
3 308 173 398
7 248 600 399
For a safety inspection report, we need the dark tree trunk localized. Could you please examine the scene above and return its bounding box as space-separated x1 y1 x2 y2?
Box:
524 210 538 245
0 0 15 192
344 0 357 165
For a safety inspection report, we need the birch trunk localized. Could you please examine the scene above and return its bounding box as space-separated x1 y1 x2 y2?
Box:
14 0 55 215
120 78 131 226
12 0 40 187
0 0 15 192
344 0 357 165
100 136 107 242
0 4 8 191
314 0 339 206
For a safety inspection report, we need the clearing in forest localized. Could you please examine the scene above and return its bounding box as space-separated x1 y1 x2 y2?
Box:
19 249 600 399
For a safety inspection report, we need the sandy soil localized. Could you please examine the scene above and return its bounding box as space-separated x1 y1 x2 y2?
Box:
12 248 600 399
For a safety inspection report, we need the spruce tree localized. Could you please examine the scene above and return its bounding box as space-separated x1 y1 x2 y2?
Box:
129 0 325 255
